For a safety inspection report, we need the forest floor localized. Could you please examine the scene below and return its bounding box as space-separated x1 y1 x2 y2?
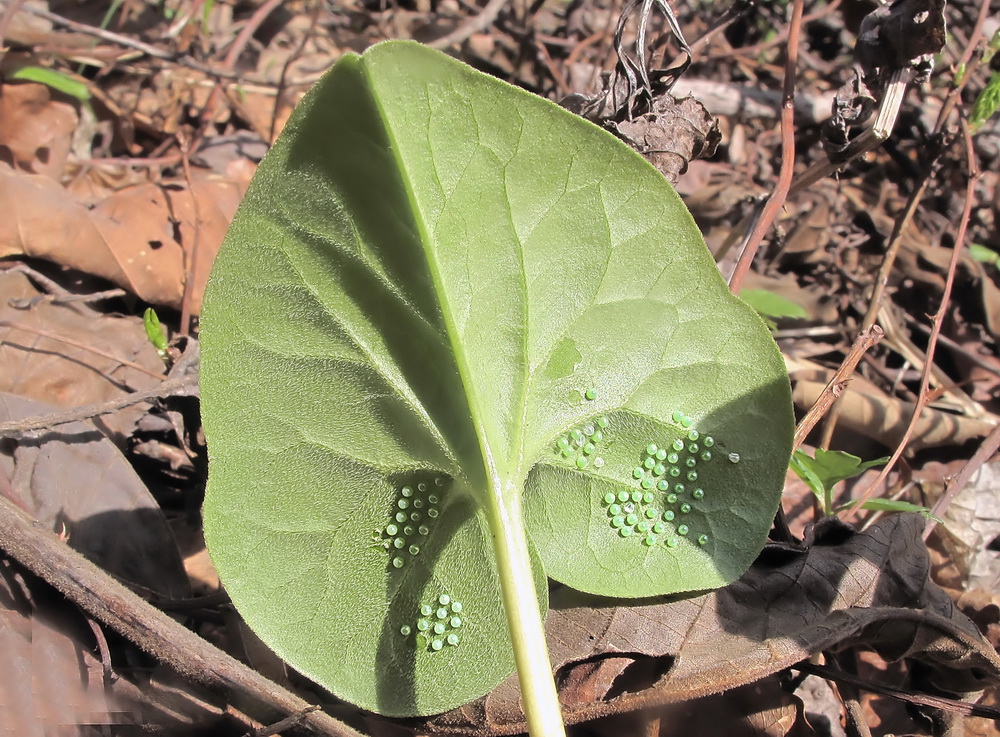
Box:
1 1 1000 736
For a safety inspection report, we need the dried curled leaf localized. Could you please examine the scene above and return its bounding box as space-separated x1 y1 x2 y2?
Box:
793 379 995 451
613 95 721 184
0 166 244 312
425 515 1000 735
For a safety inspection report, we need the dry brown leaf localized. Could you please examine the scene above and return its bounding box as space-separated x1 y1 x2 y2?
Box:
793 379 996 451
582 677 817 737
0 164 244 311
0 392 189 599
963 687 1000 737
921 462 1000 592
660 678 816 737
106 68 226 136
426 515 1000 735
613 95 721 184
0 270 164 440
0 560 230 733
0 80 78 178
780 192 833 262
741 272 838 324
0 564 123 736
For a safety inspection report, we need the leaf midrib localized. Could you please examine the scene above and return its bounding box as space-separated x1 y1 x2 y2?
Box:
361 61 505 500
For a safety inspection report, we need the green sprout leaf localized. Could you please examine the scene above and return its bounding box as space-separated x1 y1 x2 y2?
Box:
200 41 793 719
838 498 943 522
8 65 91 103
969 243 999 266
790 448 888 514
970 70 1000 131
143 308 169 359
739 288 810 321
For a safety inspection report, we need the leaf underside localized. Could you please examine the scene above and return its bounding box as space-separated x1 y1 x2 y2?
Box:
200 41 793 717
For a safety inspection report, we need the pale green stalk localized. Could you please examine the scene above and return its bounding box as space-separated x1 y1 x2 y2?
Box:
484 479 566 737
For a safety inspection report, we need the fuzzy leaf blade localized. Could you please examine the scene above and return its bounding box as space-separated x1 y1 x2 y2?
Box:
200 40 794 718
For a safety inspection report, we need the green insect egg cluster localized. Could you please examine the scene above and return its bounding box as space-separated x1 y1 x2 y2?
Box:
398 594 465 652
591 410 738 551
378 476 448 570
554 415 610 470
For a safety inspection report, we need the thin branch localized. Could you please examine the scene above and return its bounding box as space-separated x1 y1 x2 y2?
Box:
222 0 285 69
793 661 1000 719
924 422 1000 540
858 169 936 332
178 138 202 338
0 320 165 381
0 373 196 437
0 496 365 737
248 707 322 737
13 4 263 83
727 0 804 294
792 325 884 452
9 288 127 310
845 123 981 522
428 0 510 50
271 0 322 142
190 0 286 155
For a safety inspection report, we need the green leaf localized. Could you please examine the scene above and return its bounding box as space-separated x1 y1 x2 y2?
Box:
790 449 888 513
143 308 169 357
739 289 810 320
200 40 793 718
7 65 91 103
838 498 943 522
969 243 999 266
970 70 1000 131
789 451 827 506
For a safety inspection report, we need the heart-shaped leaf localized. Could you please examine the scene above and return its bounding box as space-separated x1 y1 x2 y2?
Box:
200 41 793 719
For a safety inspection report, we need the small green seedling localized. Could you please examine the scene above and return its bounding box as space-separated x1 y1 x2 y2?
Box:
143 308 170 362
838 497 942 522
970 71 1000 131
969 29 1000 132
200 41 793 735
790 448 888 515
8 65 92 106
739 289 809 329
969 243 1000 266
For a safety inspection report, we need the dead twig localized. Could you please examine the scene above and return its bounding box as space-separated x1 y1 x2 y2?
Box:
793 325 884 452
904 315 1000 379
846 123 981 522
0 373 196 437
794 661 1000 719
247 706 322 737
271 0 323 142
2 263 73 297
0 320 165 381
9 288 127 310
178 136 202 338
924 422 1000 540
86 617 116 686
0 495 365 737
191 0 286 154
858 159 938 333
428 0 510 50
787 67 913 197
13 4 267 84
727 0 804 294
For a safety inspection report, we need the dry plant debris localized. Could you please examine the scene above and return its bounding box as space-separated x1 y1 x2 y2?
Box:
0 0 999 735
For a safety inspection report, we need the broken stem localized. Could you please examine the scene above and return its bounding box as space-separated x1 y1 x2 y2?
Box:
727 0 803 294
0 494 364 737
